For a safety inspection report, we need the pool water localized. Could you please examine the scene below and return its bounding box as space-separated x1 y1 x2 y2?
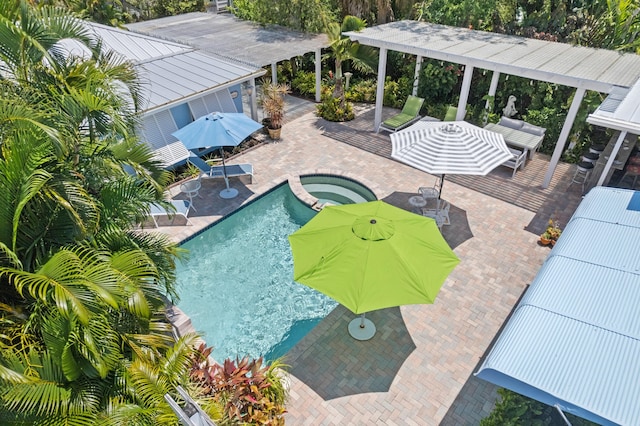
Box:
301 175 377 205
175 185 337 362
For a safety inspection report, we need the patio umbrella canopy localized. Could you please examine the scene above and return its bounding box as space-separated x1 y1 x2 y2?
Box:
172 112 262 198
288 201 460 340
390 121 512 176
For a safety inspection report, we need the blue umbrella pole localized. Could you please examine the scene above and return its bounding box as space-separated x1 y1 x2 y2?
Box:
219 148 230 189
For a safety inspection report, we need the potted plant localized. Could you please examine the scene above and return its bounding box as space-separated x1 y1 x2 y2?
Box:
539 219 562 246
261 80 290 140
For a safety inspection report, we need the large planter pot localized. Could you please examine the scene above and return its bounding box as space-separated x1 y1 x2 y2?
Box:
267 126 282 140
539 236 551 246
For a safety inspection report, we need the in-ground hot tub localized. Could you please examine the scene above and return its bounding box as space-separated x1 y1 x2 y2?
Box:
300 175 377 205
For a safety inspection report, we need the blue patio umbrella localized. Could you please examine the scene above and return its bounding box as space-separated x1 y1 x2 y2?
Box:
172 112 262 199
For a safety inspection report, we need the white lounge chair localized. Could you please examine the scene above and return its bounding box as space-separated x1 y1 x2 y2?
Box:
188 156 254 183
149 200 193 227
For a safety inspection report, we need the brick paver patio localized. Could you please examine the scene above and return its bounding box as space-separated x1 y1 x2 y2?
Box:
152 99 584 425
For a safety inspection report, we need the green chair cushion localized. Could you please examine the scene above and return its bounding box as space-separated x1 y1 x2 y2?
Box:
444 106 458 121
383 113 416 129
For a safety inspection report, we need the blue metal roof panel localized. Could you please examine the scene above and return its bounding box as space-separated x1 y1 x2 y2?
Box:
571 187 640 227
523 256 640 340
477 306 640 426
476 187 640 425
551 218 640 274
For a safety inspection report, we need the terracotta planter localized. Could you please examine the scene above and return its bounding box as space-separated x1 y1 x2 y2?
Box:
267 127 282 140
539 237 551 246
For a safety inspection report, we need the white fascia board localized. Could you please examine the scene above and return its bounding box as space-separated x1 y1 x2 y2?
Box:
346 33 615 93
587 113 640 134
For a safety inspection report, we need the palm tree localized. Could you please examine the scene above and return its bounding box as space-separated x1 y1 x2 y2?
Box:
324 16 378 107
0 3 198 423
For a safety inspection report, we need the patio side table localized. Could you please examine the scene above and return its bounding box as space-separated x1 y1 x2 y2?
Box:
180 179 202 212
408 195 427 213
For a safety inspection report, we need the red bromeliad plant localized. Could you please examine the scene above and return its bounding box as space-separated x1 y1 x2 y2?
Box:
189 344 287 425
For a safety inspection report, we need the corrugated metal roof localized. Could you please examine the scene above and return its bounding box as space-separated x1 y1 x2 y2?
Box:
83 22 265 112
126 12 329 69
588 80 640 134
476 186 640 426
88 21 190 61
138 50 257 111
346 21 640 93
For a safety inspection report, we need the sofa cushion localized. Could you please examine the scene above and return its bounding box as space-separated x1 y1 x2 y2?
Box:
498 116 524 130
521 123 546 136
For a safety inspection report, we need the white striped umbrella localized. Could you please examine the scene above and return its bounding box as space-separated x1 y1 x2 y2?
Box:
390 121 513 196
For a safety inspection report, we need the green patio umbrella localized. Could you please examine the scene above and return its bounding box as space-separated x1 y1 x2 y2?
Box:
288 200 460 340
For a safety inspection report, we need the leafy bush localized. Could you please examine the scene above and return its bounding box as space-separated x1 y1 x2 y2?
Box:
317 86 355 121
383 76 412 109
522 106 562 155
482 389 598 426
154 0 204 17
417 60 462 104
346 79 377 103
291 71 316 96
190 344 288 425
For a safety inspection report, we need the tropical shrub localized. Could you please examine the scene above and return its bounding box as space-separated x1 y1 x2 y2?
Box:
189 344 288 425
291 70 317 96
481 388 598 426
154 0 205 17
346 79 378 103
383 76 412 109
317 86 355 121
231 0 336 33
417 61 462 105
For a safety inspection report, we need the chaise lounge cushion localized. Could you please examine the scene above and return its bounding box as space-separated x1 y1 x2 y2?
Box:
498 116 524 130
498 116 546 136
379 95 425 132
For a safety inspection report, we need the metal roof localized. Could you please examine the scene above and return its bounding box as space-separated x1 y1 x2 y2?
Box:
346 20 640 93
126 12 329 69
84 22 265 112
476 186 640 426
588 80 640 134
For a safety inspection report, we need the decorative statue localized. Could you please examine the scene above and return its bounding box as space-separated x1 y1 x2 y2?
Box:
502 95 518 117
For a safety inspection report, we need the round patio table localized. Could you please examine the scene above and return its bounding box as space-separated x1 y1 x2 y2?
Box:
180 179 201 211
408 195 427 213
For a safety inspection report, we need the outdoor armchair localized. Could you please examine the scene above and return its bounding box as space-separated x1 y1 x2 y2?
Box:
378 95 425 133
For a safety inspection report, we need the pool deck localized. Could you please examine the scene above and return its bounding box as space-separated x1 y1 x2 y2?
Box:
152 99 584 425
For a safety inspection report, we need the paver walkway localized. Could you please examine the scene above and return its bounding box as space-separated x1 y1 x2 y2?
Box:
152 98 584 425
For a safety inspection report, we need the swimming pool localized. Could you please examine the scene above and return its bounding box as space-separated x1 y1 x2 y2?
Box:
300 175 377 205
175 184 337 362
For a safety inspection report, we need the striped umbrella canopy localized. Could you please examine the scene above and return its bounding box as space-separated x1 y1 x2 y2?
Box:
390 121 512 176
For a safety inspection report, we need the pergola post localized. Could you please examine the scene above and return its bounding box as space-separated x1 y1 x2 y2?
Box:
374 47 388 131
315 48 322 102
271 63 278 84
487 71 500 110
249 77 258 121
597 131 628 186
543 87 586 188
413 55 423 97
456 65 474 120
